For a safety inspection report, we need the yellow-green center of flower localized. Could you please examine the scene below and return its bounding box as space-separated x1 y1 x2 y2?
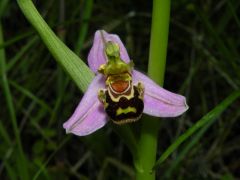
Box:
98 41 133 77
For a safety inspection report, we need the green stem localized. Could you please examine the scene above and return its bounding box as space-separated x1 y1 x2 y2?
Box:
74 0 93 54
136 0 170 179
0 22 29 180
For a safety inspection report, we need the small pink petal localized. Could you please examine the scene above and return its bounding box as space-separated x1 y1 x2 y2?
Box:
63 74 108 136
88 30 130 73
132 70 188 117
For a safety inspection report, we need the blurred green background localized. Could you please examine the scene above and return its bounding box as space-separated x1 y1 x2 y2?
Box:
0 0 240 179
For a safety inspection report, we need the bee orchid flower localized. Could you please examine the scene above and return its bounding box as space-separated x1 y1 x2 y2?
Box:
63 30 188 136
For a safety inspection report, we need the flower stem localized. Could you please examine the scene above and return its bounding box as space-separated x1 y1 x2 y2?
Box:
136 0 171 179
148 0 170 85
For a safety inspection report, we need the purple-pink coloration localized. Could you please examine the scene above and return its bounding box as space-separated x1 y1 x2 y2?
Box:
63 74 107 136
132 70 188 117
63 30 188 136
88 30 130 73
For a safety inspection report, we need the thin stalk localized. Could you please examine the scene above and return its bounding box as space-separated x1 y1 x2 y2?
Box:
0 22 29 180
74 0 93 54
136 0 170 180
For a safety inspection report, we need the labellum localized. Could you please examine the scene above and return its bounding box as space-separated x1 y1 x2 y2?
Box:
98 33 144 124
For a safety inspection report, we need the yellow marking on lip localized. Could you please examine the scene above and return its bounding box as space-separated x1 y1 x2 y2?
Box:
116 107 136 116
108 85 134 102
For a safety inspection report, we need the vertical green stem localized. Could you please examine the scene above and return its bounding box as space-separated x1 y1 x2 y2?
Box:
74 0 93 54
136 0 170 179
0 22 29 180
148 0 170 85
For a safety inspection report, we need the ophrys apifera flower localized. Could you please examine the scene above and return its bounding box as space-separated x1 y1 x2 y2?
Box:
63 30 188 136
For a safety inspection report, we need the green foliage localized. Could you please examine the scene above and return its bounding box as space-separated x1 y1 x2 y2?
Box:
0 0 240 179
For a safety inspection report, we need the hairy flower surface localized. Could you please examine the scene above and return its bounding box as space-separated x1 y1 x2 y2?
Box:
63 30 188 136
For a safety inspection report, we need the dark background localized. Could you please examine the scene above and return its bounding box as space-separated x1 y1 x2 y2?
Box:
0 0 240 179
